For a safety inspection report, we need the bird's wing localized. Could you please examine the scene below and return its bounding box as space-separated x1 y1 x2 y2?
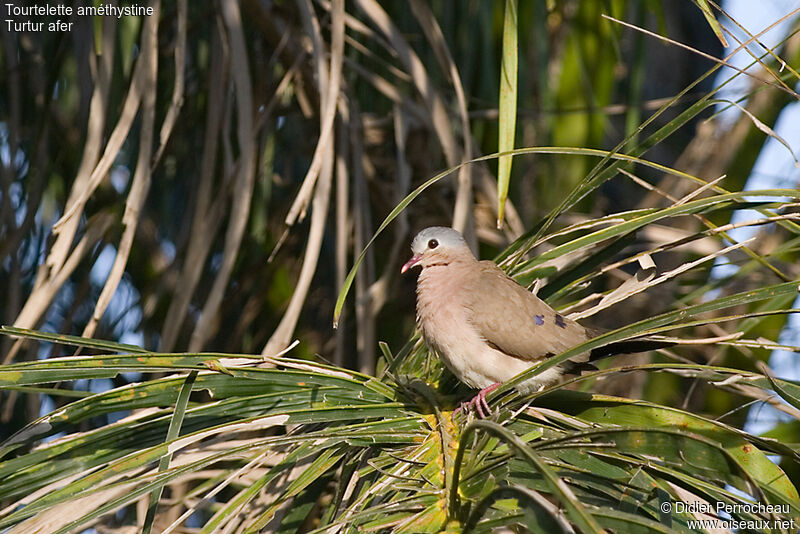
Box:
463 261 590 362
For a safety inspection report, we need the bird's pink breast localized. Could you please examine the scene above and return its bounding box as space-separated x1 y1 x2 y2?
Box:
416 263 519 388
415 262 566 391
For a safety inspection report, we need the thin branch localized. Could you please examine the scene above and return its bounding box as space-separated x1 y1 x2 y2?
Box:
602 13 800 100
152 0 187 168
190 1 258 351
83 5 161 340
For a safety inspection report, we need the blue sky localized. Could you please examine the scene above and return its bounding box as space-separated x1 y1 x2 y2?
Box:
715 0 800 434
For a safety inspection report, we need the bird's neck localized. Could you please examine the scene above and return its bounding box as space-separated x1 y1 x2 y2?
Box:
416 258 475 304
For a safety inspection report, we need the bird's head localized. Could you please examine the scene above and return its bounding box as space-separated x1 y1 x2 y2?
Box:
401 226 474 273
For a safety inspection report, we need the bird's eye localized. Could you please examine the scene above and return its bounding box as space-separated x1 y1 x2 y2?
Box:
428 239 439 249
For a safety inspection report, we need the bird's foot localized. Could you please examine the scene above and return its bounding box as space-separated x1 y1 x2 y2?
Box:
456 382 501 419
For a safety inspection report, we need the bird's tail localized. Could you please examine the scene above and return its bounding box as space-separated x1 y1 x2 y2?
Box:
563 337 674 374
588 337 674 362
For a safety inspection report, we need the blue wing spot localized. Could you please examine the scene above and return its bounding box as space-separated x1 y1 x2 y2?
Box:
555 314 566 329
534 315 544 326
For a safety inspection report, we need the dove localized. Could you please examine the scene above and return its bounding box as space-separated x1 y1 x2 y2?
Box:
401 226 667 417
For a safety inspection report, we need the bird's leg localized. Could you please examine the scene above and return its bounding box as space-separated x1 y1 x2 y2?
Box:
457 382 501 418
475 382 500 418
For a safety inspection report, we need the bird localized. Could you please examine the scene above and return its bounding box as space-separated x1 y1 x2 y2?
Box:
401 226 668 417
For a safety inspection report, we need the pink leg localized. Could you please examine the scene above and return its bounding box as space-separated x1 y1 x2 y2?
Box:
457 382 501 418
